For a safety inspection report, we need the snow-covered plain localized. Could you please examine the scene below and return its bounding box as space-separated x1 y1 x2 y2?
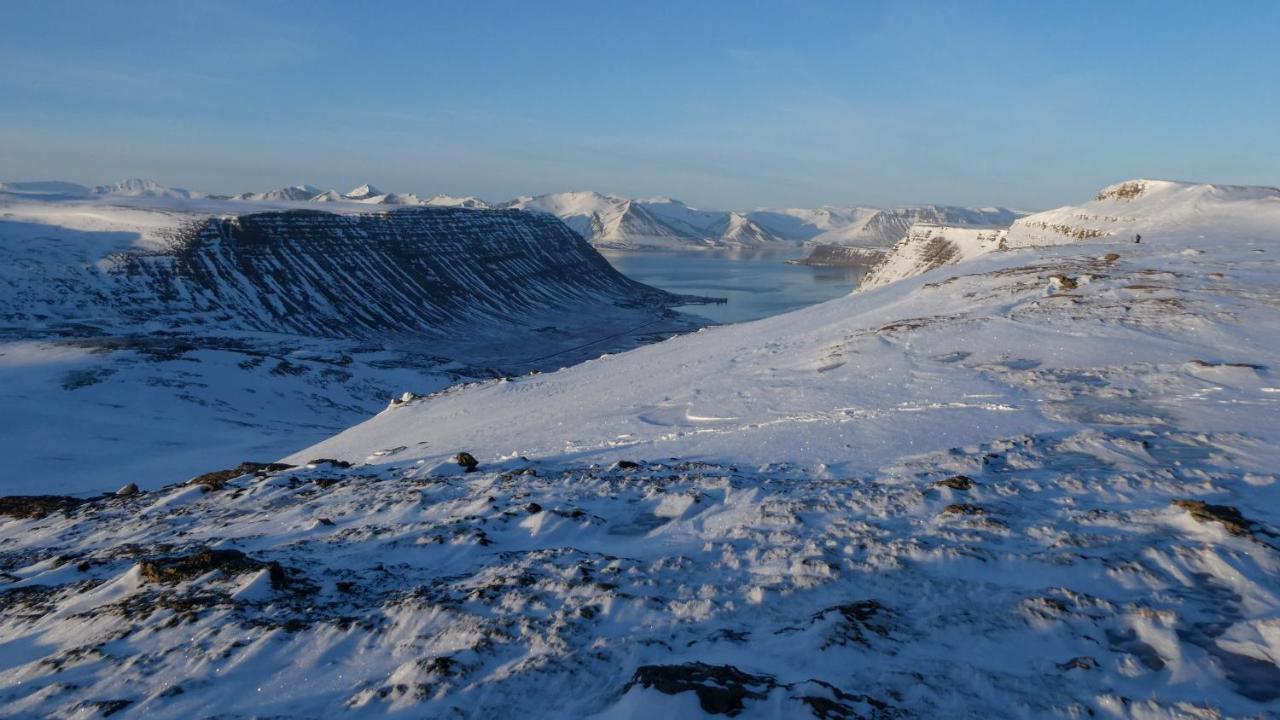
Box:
1 179 1278 718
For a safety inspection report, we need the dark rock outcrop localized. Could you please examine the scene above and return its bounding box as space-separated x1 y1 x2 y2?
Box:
139 547 286 587
100 208 693 338
0 495 85 519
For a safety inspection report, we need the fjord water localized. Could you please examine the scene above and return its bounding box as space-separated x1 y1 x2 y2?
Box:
602 249 866 323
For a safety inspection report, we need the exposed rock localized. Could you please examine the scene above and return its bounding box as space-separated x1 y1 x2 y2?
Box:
614 460 642 470
139 548 286 587
1103 253 1121 263
625 662 894 718
789 244 887 268
1171 499 1253 536
96 208 699 338
1098 181 1146 201
933 475 974 490
188 462 292 491
814 600 893 647
1057 656 1097 671
308 458 352 469
626 662 775 715
791 680 896 719
77 700 132 717
115 483 140 497
943 503 986 516
1048 274 1079 290
0 495 85 519
524 503 543 514
455 452 479 472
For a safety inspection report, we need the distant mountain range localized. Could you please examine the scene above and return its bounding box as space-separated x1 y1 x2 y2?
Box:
0 179 1026 255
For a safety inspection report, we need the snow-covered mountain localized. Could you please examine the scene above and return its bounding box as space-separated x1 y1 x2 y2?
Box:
235 184 324 202
93 178 197 199
786 243 887 268
860 223 1009 289
344 183 383 200
759 205 1024 267
744 206 871 241
4 179 1027 257
801 206 1022 248
0 180 92 198
0 194 711 494
3 178 1276 718
860 179 1280 289
424 194 491 209
504 191 792 250
1006 178 1280 248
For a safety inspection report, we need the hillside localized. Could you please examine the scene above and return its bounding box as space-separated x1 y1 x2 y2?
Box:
2 180 1276 717
0 198 710 493
859 179 1280 289
1007 179 1280 248
859 224 1008 289
775 206 1024 268
786 243 886 268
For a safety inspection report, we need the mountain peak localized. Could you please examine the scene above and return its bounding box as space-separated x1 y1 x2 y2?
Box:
94 178 194 199
345 184 384 200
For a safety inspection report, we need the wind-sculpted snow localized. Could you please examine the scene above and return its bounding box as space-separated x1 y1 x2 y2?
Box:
1 431 1277 716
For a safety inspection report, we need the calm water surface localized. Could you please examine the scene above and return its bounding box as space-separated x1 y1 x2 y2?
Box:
602 249 866 324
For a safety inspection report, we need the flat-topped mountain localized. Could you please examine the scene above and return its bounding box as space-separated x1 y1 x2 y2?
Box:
0 199 711 493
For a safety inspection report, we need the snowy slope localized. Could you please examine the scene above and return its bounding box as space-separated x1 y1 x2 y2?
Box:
776 206 1024 268
860 179 1280 289
2 181 1276 717
746 206 872 241
1007 178 1280 248
0 197 712 493
860 223 1009 289
804 206 1022 249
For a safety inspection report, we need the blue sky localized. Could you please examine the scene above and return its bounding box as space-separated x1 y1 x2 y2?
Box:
1 0 1277 209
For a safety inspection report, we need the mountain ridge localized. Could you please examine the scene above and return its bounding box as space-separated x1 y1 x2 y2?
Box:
2 178 1025 252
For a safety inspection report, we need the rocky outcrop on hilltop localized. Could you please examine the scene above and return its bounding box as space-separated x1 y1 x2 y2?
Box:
860 224 1008 289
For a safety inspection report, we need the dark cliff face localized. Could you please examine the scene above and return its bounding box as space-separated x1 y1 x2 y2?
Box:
0 206 711 492
104 208 682 338
791 244 887 268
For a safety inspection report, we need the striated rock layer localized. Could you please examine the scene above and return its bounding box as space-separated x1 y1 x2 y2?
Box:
20 207 694 339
